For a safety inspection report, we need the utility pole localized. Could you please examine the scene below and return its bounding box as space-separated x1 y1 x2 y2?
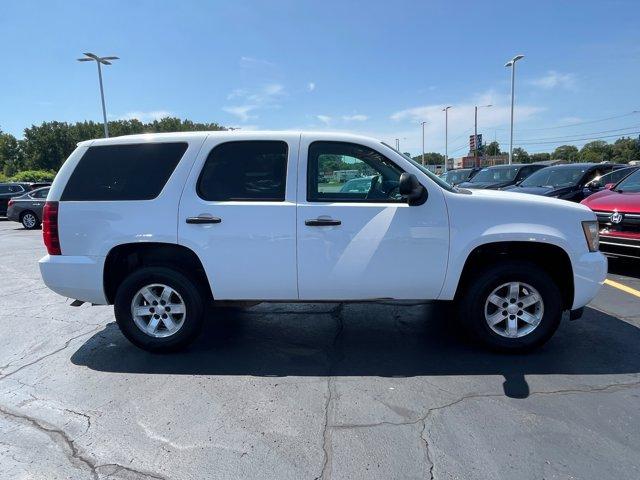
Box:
474 104 492 168
78 52 119 138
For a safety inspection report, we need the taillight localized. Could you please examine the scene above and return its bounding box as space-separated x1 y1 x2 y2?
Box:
7 199 14 207
43 201 61 255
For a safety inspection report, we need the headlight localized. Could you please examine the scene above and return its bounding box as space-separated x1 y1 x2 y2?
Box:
582 221 599 252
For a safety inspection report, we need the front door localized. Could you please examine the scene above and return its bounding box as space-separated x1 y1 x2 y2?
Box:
178 134 299 300
296 136 449 300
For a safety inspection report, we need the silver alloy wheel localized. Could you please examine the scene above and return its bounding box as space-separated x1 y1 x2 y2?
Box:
22 213 37 229
484 281 544 338
131 283 186 338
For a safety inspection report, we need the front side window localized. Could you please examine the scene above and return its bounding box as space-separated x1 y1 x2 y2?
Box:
307 141 404 202
615 169 640 193
471 166 520 183
198 141 288 201
61 142 188 201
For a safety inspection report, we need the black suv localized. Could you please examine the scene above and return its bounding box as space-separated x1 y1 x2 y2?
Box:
457 164 545 190
0 183 30 216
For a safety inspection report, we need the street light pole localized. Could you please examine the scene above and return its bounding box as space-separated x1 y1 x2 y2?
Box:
442 106 451 172
78 52 119 138
420 121 427 165
505 54 524 165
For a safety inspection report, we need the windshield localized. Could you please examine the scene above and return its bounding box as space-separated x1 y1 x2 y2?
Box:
615 169 640 193
470 166 520 183
443 170 469 184
380 142 455 191
520 166 586 188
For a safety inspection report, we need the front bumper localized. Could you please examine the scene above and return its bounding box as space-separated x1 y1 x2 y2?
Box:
39 254 108 305
571 251 608 310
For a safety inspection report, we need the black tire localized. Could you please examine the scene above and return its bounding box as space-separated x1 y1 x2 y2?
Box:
114 267 205 352
457 261 562 352
20 211 41 230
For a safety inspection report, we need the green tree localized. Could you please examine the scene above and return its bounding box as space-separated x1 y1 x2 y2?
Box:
485 141 501 156
411 152 444 165
530 152 551 163
552 145 579 162
512 147 530 163
579 140 612 163
610 137 640 164
0 130 25 176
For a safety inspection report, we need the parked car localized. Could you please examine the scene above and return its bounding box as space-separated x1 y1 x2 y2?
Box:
6 186 50 229
339 176 375 193
457 163 545 190
39 132 605 353
582 166 638 198
504 163 627 202
581 168 640 259
440 167 481 186
0 183 30 216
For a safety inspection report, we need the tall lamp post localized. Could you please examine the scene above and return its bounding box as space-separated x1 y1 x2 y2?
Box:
504 54 524 165
442 106 451 172
78 52 119 138
420 121 428 165
474 104 492 167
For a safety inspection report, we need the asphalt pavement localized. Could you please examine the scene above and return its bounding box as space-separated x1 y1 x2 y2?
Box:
0 218 639 479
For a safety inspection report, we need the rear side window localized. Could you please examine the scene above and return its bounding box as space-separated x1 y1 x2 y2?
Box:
197 141 288 201
61 143 188 201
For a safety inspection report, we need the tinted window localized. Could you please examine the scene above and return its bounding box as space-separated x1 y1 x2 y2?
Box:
61 143 187 201
198 141 287 201
308 142 404 202
0 186 9 194
521 166 587 187
471 166 520 183
31 188 50 199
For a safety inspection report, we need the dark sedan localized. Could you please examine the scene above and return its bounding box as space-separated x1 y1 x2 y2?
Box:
504 163 627 202
6 187 50 229
457 163 545 190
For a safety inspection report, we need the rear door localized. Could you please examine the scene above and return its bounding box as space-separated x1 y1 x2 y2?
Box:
295 135 449 300
178 134 299 300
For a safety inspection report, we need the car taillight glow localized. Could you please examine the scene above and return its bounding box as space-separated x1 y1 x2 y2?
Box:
7 199 14 207
43 201 61 255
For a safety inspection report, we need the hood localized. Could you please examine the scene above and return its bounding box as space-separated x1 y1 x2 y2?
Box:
468 188 594 215
582 189 640 214
458 180 513 190
503 185 576 197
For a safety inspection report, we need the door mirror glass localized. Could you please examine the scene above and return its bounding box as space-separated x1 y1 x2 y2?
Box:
399 173 427 206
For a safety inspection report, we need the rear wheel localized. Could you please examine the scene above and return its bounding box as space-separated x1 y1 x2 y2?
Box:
21 211 40 230
114 267 205 352
457 261 562 352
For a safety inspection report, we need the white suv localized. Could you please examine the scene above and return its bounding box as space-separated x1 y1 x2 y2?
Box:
39 131 606 352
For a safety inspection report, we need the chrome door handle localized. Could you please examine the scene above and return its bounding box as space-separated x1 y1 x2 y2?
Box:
305 218 341 226
186 216 222 224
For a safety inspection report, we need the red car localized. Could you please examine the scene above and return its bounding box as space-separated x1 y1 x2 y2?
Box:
581 168 640 259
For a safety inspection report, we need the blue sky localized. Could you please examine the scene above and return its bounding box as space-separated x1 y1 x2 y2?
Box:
1 0 639 157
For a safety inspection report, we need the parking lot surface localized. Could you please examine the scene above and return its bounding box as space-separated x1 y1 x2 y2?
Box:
1 219 639 479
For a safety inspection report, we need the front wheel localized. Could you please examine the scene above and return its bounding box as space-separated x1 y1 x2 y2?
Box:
457 261 562 352
114 267 205 352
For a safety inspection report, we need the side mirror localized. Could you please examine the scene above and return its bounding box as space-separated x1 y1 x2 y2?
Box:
399 173 428 206
604 183 615 190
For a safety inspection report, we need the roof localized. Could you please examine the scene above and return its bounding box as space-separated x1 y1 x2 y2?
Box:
77 130 380 147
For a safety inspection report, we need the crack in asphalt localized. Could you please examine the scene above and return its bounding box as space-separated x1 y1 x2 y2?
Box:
326 377 640 479
0 404 167 480
0 326 102 381
315 303 344 480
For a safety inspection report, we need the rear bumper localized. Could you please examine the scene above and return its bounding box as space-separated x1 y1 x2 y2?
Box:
6 206 20 222
599 234 640 259
571 251 607 310
39 254 108 304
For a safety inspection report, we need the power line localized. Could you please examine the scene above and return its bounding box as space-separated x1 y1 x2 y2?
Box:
492 110 640 132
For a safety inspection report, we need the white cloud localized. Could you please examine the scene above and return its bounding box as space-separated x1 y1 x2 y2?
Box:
117 110 172 122
316 115 332 125
307 82 316 92
387 90 545 155
342 114 368 122
223 84 285 121
239 56 275 68
530 71 576 90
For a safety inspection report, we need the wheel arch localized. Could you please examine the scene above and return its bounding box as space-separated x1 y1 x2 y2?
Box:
103 242 213 305
454 241 574 310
